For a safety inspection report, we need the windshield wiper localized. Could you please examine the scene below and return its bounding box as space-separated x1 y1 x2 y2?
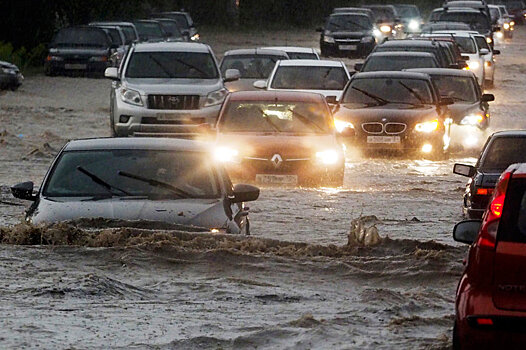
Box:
258 108 283 132
171 57 208 78
117 171 192 199
398 81 427 105
351 86 390 106
287 108 325 133
344 19 369 30
148 54 173 78
76 166 131 196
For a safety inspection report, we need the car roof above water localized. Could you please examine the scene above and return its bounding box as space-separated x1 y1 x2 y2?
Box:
133 41 210 53
64 137 211 152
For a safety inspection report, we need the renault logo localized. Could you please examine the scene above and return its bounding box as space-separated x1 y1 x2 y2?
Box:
271 154 283 168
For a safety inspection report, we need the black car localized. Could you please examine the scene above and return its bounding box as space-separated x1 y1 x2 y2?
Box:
361 4 405 39
454 130 526 218
44 26 117 76
152 11 199 41
0 60 23 91
133 20 167 42
150 18 186 41
407 68 493 129
393 4 423 33
317 13 376 58
371 39 452 68
333 71 453 158
355 51 440 72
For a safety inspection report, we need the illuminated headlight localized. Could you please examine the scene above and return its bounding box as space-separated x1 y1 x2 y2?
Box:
191 33 200 41
46 55 63 61
504 23 510 30
511 21 515 26
460 114 484 126
408 20 420 31
380 25 392 33
89 56 108 62
373 28 382 38
120 88 143 106
334 119 354 133
214 147 239 163
496 31 504 39
415 119 439 133
486 37 492 44
421 144 433 153
360 36 374 43
316 150 339 165
323 35 335 43
467 61 480 70
204 88 228 107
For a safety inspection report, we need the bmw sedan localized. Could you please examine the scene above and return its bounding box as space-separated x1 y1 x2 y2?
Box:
10 138 259 234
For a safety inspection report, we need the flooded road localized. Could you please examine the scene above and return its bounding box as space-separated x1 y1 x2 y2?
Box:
1 27 526 349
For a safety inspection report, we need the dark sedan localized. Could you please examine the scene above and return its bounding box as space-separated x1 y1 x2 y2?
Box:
355 51 440 72
371 39 452 68
454 130 526 219
333 71 452 158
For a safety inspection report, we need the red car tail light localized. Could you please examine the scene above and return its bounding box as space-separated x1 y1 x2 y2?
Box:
476 187 493 196
476 318 494 326
477 171 512 250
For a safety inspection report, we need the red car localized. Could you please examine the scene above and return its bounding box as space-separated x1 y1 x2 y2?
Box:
453 163 526 349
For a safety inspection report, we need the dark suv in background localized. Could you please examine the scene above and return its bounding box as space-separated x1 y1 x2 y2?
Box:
151 11 199 41
317 12 376 58
45 26 117 76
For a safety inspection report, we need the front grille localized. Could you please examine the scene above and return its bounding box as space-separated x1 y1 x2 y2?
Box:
242 158 310 173
141 117 206 125
362 123 383 134
147 95 200 110
385 123 406 134
335 39 361 44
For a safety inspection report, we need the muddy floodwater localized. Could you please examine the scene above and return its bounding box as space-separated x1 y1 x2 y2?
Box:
1 27 526 349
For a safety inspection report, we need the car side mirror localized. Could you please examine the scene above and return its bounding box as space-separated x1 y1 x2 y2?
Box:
224 68 241 83
482 93 495 102
104 67 119 80
479 48 490 56
231 184 260 203
440 97 454 106
253 80 267 89
453 220 482 244
11 181 37 201
354 63 363 72
493 49 501 55
326 96 338 104
316 27 324 32
453 163 476 177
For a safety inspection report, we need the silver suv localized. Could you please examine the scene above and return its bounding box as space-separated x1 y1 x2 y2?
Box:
105 41 240 137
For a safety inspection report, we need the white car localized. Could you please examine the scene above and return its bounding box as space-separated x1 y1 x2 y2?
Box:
258 46 320 60
253 59 351 102
471 33 500 88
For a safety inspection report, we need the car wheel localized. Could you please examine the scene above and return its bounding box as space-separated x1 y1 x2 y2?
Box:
452 321 461 350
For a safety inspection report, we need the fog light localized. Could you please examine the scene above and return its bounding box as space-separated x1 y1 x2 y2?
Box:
316 150 339 165
421 144 433 153
119 115 131 123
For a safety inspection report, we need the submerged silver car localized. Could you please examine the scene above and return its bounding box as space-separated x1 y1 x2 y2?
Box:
11 138 259 234
105 41 240 138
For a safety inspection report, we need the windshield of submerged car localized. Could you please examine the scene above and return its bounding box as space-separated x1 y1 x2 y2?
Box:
126 51 219 79
220 101 331 134
271 66 348 90
221 55 283 79
480 137 526 172
342 78 434 107
43 150 220 199
363 55 438 71
438 12 491 32
326 15 373 31
431 75 478 103
52 28 109 48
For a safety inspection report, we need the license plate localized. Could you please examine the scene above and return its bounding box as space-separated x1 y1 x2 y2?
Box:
64 64 87 70
367 136 401 144
339 45 357 50
255 174 298 185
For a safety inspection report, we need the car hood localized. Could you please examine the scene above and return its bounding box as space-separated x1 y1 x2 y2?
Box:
216 133 341 158
124 78 224 96
335 104 439 125
448 102 482 123
31 197 229 229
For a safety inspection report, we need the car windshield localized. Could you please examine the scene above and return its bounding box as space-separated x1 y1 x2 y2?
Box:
43 150 220 198
438 12 491 32
271 66 348 90
166 14 190 29
363 55 438 71
134 22 164 39
326 15 372 31
52 28 109 48
490 7 500 21
453 36 477 53
126 52 219 79
367 7 395 22
158 21 183 39
480 137 526 172
342 78 434 107
431 75 478 103
395 6 420 18
375 46 436 56
219 101 331 134
102 28 122 45
221 55 283 79
119 26 137 44
287 52 318 59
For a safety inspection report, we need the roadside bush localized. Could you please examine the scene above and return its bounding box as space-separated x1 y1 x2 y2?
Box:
0 42 47 72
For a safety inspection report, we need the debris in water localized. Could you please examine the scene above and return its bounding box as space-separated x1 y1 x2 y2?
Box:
348 215 382 246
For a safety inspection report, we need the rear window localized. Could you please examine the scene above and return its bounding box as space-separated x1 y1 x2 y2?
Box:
431 75 478 103
453 36 477 54
287 53 318 60
438 12 491 32
271 66 348 90
363 55 438 71
480 137 526 172
498 178 526 243
134 22 164 39
220 55 284 79
53 28 109 47
326 15 373 31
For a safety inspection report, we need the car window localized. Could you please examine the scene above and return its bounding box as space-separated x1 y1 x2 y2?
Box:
220 55 283 79
395 5 420 18
219 101 331 134
363 55 438 71
53 28 109 47
480 137 526 172
326 15 372 31
158 21 183 39
497 179 526 242
366 7 395 22
431 75 478 103
342 78 434 107
169 14 190 29
120 26 137 44
438 12 491 32
287 53 317 60
43 150 220 198
490 7 501 21
271 66 348 90
102 28 122 45
453 36 477 54
134 22 164 39
375 46 441 63
474 36 490 51
126 52 219 79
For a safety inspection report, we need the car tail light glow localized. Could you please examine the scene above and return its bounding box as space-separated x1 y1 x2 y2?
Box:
476 188 493 195
476 317 494 326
